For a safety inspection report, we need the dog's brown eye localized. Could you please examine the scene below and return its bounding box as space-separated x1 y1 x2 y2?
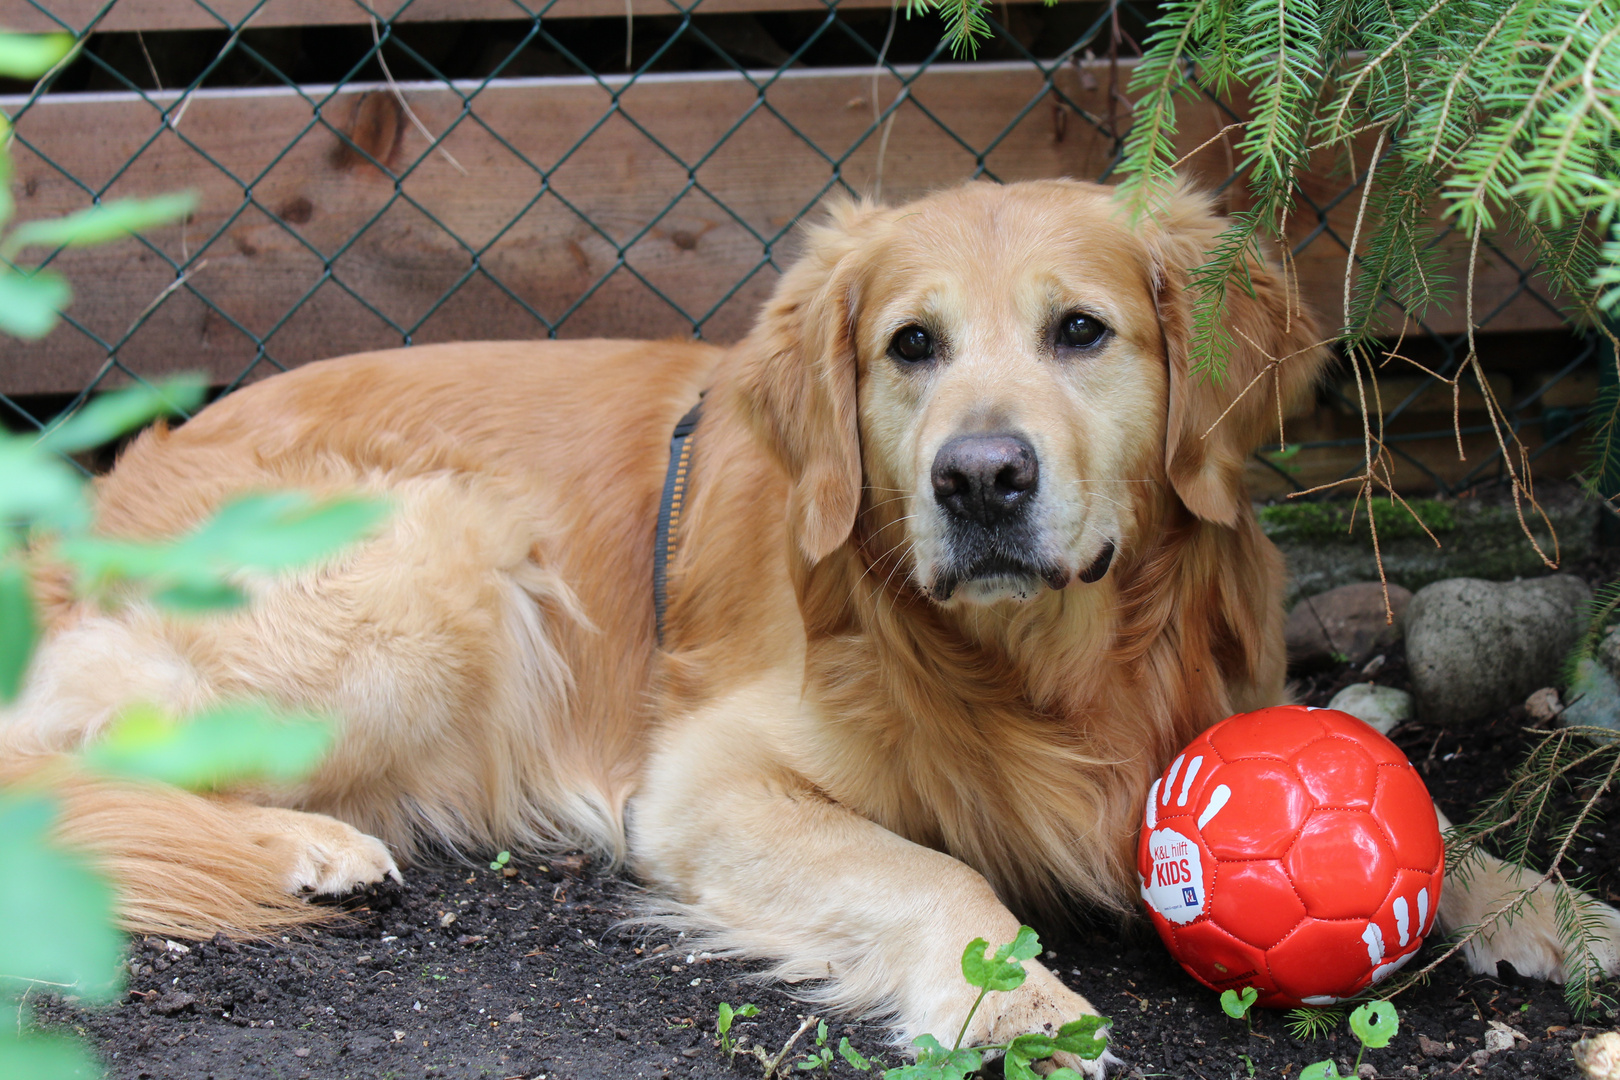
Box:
889 325 934 364
1058 313 1108 350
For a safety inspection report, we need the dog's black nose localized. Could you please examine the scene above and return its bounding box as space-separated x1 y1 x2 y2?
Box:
931 433 1039 527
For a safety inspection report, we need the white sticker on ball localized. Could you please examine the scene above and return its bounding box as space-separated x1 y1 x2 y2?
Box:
1144 826 1206 925
1177 755 1203 806
1362 921 1385 966
1197 784 1231 830
1163 756 1185 805
1371 948 1415 985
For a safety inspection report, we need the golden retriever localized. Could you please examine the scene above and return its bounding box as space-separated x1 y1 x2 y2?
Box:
5 179 1615 1075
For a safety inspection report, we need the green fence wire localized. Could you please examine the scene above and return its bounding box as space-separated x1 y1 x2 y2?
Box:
0 0 1603 499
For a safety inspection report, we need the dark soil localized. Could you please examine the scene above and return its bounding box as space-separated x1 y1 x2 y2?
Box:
35 588 1620 1080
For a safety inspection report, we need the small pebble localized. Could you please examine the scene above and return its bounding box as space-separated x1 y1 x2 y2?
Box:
1525 686 1563 722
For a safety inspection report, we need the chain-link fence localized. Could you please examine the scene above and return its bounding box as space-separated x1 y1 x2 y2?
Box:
0 0 1603 501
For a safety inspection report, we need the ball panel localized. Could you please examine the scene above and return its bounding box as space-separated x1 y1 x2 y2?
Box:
1266 919 1379 1005
1171 919 1272 997
1316 709 1410 766
1198 759 1312 860
1208 859 1307 949
1207 707 1325 762
1293 737 1379 809
1286 810 1396 919
1373 766 1444 870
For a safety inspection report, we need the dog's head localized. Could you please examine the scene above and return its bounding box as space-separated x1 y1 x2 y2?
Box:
739 179 1327 606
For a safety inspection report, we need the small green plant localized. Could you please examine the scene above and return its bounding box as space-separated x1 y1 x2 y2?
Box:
1220 985 1258 1031
489 850 511 871
717 1002 761 1057
1297 1001 1399 1080
838 1037 874 1071
797 1019 833 1075
885 926 1109 1080
1286 1004 1346 1041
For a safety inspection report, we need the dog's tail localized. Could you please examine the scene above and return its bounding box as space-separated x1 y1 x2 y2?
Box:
3 752 340 940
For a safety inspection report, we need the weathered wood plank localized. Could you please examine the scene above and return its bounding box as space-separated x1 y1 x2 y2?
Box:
0 0 894 33
0 60 1569 397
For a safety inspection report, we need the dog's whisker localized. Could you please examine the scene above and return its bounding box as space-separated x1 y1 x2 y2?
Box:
872 537 922 603
857 494 914 520
851 521 919 597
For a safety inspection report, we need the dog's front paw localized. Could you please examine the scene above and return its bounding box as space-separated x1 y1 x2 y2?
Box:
249 808 403 897
1463 885 1620 983
967 967 1119 1079
1444 858 1620 983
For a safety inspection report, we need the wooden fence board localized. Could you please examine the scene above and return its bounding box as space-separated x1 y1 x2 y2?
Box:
0 0 896 33
0 61 1570 396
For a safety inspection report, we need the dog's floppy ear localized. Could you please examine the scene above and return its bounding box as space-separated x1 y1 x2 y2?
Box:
737 199 877 563
1148 187 1330 526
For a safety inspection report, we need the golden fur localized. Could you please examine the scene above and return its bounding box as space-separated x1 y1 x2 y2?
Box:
4 179 1613 1073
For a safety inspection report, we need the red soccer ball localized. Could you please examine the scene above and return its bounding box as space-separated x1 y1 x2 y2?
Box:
1137 705 1444 1008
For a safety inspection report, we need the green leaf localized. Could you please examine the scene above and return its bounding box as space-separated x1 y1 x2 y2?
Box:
1002 1051 1041 1080
7 192 198 253
0 33 75 78
717 1002 734 1035
40 375 207 455
816 1019 828 1046
0 795 122 1003
0 439 89 532
737 1004 759 1018
889 1034 981 1080
0 561 38 704
1298 1061 1345 1080
1004 1031 1064 1080
960 925 1040 992
1348 1000 1398 1049
0 269 71 339
151 580 246 613
1046 1071 1086 1080
182 492 389 572
59 492 388 606
838 1037 872 1070
1008 1032 1056 1059
0 1030 102 1079
1054 1015 1111 1060
1221 986 1259 1018
82 702 334 790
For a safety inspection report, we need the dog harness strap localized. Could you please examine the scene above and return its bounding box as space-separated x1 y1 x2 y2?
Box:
653 393 705 646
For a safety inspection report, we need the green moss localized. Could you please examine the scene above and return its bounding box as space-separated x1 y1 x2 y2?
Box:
1258 498 1455 543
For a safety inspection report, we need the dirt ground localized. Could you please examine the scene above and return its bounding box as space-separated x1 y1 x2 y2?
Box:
34 556 1620 1080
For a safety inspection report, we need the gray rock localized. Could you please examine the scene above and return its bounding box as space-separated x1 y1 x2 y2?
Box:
1326 683 1413 735
1405 575 1590 725
1285 582 1411 667
1562 657 1620 742
1599 626 1620 681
